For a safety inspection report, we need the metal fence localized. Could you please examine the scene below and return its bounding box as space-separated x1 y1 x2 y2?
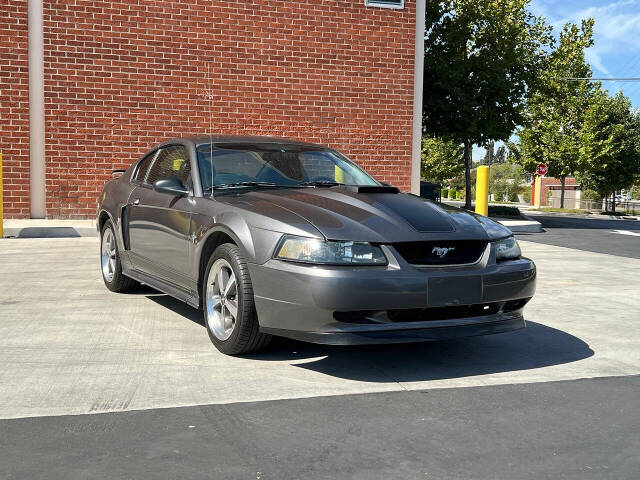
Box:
546 197 640 214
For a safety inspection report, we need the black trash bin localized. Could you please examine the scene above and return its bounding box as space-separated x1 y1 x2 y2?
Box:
419 181 442 202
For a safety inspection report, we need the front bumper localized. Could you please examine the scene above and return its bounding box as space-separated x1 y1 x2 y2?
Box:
248 244 536 345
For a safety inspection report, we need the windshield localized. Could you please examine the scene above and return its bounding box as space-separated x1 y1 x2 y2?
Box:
196 143 380 191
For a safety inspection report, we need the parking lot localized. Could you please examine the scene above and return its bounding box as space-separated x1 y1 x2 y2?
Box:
1 217 639 479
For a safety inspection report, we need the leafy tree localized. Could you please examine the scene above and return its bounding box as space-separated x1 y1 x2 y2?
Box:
517 20 597 208
482 142 507 165
423 0 551 209
577 91 640 213
495 145 507 164
421 136 464 183
581 188 600 201
489 161 525 202
482 141 495 165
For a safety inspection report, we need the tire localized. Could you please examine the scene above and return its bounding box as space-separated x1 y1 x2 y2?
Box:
100 220 138 292
202 243 272 355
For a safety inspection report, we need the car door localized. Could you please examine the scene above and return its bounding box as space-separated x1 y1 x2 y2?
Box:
127 144 195 289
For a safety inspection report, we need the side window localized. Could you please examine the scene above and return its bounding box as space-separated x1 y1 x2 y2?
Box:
134 151 157 183
146 145 192 187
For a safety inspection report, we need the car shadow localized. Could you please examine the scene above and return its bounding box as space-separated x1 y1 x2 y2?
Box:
146 294 594 383
250 321 593 383
146 293 205 326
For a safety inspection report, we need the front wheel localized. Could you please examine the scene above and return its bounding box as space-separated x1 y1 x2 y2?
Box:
203 243 271 355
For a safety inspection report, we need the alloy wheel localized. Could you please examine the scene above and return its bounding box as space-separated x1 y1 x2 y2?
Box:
206 258 238 341
101 228 117 282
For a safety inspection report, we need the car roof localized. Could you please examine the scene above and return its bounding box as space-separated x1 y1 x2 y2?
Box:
160 135 326 149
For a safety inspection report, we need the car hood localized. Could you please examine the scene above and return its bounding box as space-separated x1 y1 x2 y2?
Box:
217 187 512 243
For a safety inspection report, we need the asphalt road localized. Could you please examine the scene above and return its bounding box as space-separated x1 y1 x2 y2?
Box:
522 214 640 259
2 375 638 480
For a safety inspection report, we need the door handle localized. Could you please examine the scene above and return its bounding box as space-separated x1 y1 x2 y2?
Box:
132 198 140 205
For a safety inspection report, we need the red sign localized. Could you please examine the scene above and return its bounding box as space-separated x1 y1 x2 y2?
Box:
536 163 549 176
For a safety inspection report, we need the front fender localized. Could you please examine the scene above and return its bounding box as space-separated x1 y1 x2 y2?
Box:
96 178 135 256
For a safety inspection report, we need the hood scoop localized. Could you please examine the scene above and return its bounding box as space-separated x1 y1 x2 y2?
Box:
342 185 399 194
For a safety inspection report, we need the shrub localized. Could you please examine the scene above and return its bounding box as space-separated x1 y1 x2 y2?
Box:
449 188 457 199
581 189 600 201
488 205 521 217
441 188 449 199
522 188 531 204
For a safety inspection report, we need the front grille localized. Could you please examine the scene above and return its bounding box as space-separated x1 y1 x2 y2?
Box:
333 298 531 324
393 240 487 266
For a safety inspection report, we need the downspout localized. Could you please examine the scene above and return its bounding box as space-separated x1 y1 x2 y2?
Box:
410 0 426 195
28 0 45 218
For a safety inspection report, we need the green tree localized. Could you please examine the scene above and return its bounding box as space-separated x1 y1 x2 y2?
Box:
482 141 495 165
482 143 507 165
577 91 640 213
495 145 507 164
421 136 464 183
489 161 525 202
423 0 551 209
517 20 597 208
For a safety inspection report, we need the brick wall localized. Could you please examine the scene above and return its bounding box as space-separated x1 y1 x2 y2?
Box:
540 177 578 206
3 0 416 218
0 0 30 218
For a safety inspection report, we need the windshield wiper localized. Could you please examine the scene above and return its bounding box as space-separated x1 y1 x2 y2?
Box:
297 181 344 188
205 181 280 192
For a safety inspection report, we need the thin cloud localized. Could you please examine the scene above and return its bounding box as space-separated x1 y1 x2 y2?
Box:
530 0 640 76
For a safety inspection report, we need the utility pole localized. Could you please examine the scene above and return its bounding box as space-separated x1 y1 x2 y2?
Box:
28 0 45 218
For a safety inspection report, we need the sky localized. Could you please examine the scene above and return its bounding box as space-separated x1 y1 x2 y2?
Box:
474 0 640 161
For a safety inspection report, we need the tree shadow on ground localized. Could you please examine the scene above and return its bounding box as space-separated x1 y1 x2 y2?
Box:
527 215 640 230
147 293 593 383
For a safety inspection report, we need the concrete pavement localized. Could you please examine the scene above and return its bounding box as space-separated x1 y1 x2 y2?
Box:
495 216 543 233
1 236 639 419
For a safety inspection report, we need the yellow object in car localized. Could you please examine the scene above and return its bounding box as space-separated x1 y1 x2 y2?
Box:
173 158 185 171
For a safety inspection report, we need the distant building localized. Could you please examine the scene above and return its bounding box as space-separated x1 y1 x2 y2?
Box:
531 177 579 208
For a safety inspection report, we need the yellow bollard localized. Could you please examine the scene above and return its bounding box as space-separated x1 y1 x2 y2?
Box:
475 165 489 217
533 176 542 207
334 165 344 184
0 152 3 238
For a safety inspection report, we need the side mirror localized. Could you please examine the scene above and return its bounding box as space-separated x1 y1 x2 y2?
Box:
153 177 189 197
381 182 392 187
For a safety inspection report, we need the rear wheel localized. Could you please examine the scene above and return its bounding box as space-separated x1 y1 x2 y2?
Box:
101 220 138 292
203 243 271 355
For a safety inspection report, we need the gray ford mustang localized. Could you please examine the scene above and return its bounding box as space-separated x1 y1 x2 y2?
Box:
97 136 536 354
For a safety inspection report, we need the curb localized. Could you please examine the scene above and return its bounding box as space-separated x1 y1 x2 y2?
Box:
1 220 98 239
527 210 640 221
2 227 98 239
492 215 544 234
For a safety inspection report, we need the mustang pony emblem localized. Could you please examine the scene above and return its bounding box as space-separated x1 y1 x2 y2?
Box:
432 246 456 258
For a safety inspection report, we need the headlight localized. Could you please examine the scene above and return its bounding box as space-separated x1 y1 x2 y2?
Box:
274 235 387 265
494 236 521 260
